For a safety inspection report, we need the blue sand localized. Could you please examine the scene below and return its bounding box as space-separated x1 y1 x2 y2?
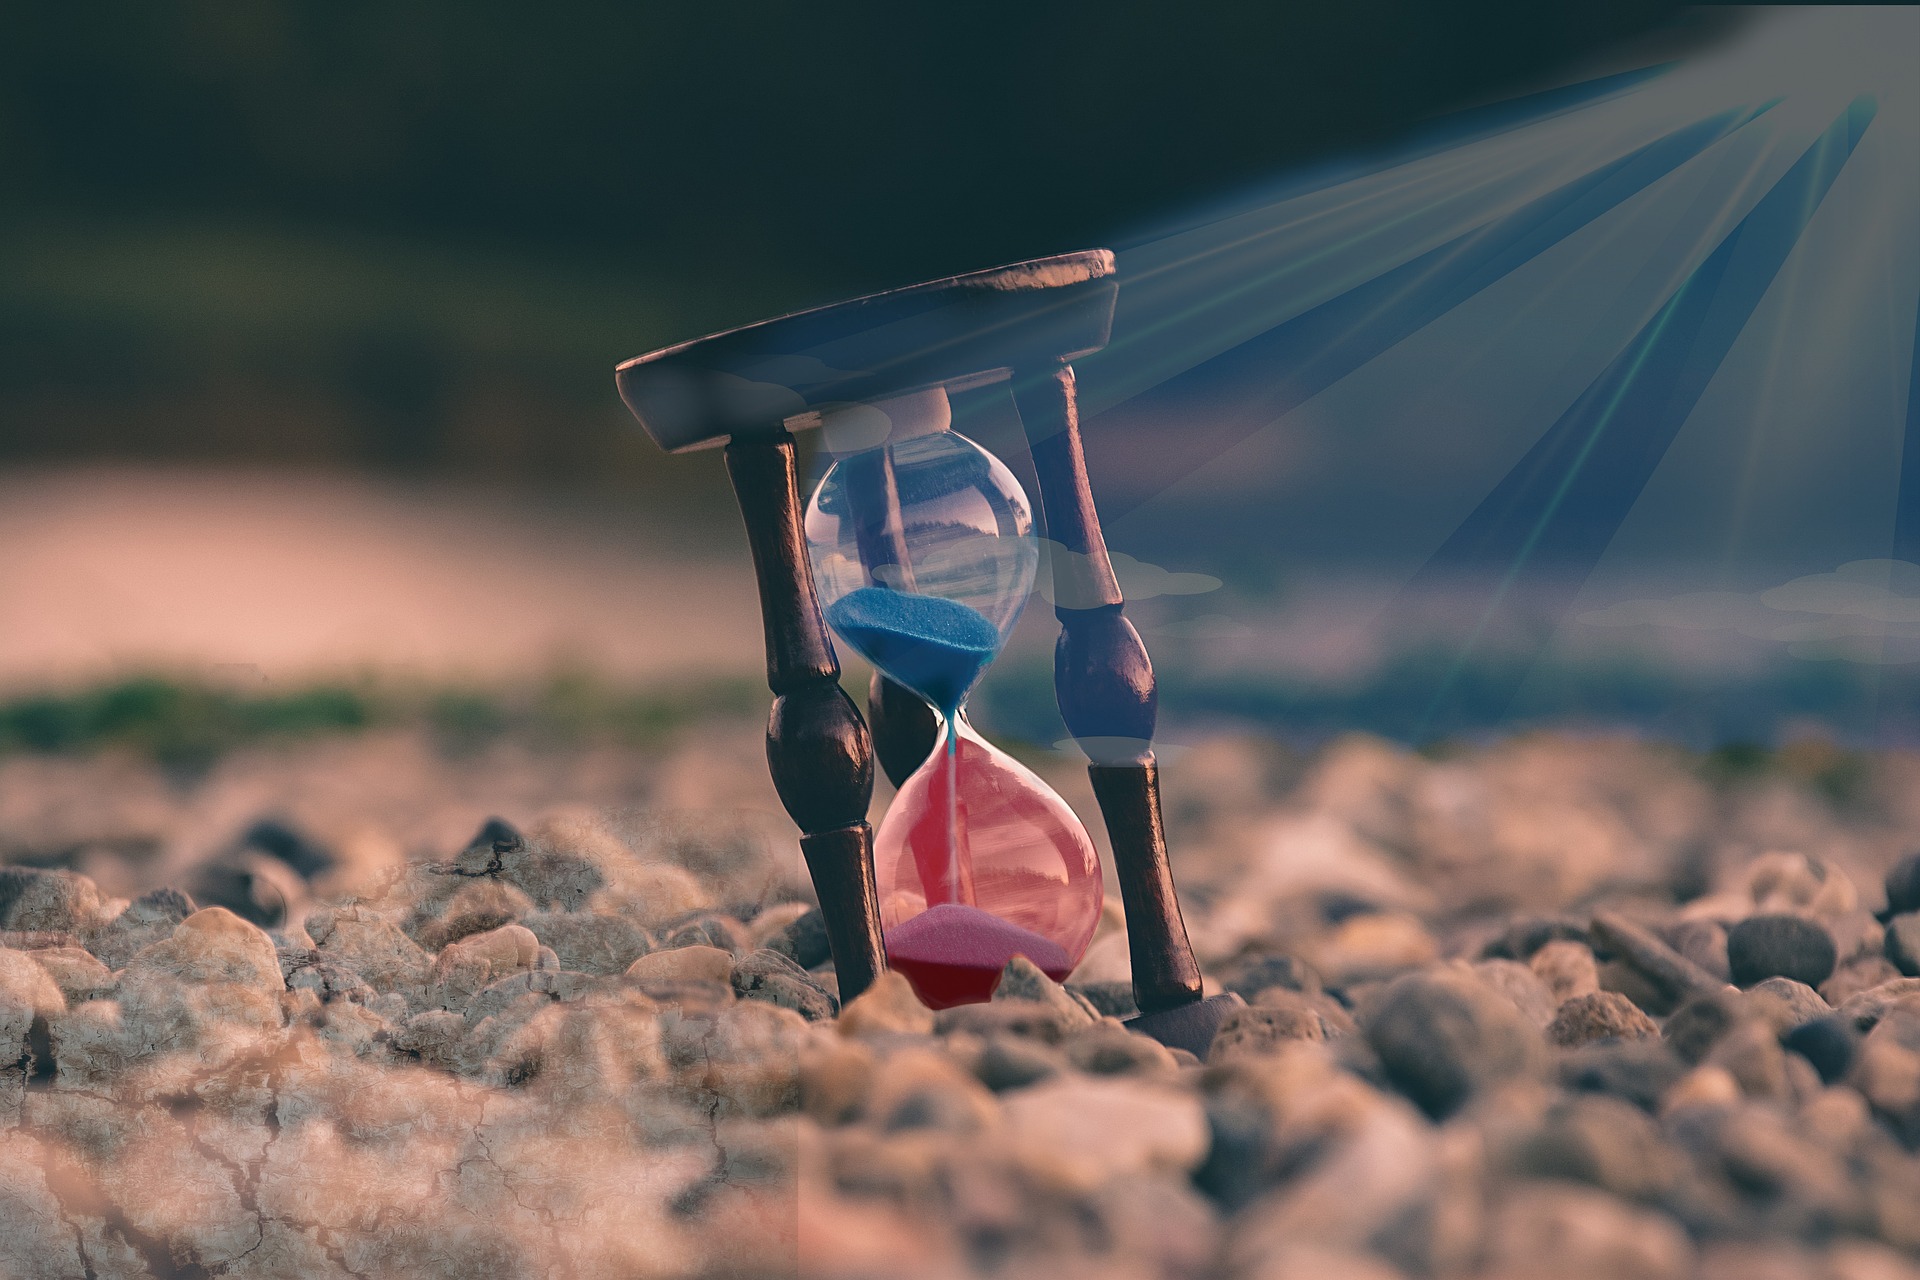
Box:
825 587 1000 714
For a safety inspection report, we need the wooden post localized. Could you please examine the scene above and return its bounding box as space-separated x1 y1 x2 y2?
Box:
724 430 885 1003
1010 365 1210 1019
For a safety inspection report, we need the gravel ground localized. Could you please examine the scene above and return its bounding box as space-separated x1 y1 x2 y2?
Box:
2 724 1920 1278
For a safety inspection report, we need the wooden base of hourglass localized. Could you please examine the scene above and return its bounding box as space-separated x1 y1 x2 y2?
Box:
723 430 887 1005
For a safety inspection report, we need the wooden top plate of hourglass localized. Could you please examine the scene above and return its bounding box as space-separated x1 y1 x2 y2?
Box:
614 250 1118 452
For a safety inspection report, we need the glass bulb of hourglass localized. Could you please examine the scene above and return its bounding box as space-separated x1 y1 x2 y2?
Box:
805 429 1036 713
873 715 1102 1008
806 427 1104 1007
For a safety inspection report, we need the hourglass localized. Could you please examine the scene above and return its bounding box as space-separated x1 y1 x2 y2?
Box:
804 414 1102 1007
614 250 1242 1052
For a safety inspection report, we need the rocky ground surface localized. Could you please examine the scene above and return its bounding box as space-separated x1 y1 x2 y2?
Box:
3 724 1920 1278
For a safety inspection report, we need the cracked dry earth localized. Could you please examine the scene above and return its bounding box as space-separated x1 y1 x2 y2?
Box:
5 731 1920 1278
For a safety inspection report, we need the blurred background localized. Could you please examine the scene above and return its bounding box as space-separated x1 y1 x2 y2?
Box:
7 1 1914 785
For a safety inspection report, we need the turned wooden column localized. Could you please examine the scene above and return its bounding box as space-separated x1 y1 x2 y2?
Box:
723 430 885 1003
1010 364 1206 1015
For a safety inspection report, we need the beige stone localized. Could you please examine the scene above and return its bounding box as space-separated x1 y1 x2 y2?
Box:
1309 913 1436 986
1530 939 1600 1003
125 907 281 993
26 945 112 1006
626 943 734 986
316 907 433 997
1000 1075 1208 1193
836 971 934 1039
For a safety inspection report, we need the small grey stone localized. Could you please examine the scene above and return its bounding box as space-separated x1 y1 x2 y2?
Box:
1838 977 1920 1033
1664 991 1745 1065
1363 969 1543 1119
286 958 376 1005
1884 850 1920 917
186 852 304 929
731 948 836 1020
1066 980 1137 1019
520 910 651 975
991 955 1097 1029
660 911 750 955
971 1034 1066 1091
128 886 196 924
1207 993 1328 1063
464 969 599 1025
1548 991 1659 1047
1590 911 1726 1007
1821 956 1902 1006
1515 1093 1677 1200
1782 1015 1857 1085
1487 914 1592 960
1727 913 1837 988
1560 1039 1687 1112
764 907 831 970
237 817 335 881
1884 912 1920 977
1742 976 1829 1032
1662 919 1732 983
936 998 1078 1044
1471 958 1559 1028
1221 951 1322 998
0 868 107 934
1061 1021 1176 1076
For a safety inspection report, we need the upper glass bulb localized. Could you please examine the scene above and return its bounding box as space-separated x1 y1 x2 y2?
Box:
804 429 1038 715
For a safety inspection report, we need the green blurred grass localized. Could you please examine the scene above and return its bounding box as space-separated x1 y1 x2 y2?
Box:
0 671 764 774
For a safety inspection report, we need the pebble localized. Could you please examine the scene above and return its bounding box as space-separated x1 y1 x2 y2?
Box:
1885 851 1920 918
1062 1021 1177 1076
1839 978 1920 1033
1742 976 1829 1033
1222 952 1322 999
836 971 934 1039
625 943 734 987
1782 1015 1858 1085
1885 912 1920 977
1663 918 1733 983
1000 1075 1209 1193
1547 991 1659 1047
764 906 832 970
731 947 836 1020
1209 995 1328 1063
26 946 113 1006
1560 1039 1687 1112
867 1046 998 1134
1530 939 1601 1004
1067 979 1138 1019
0 868 108 936
1311 913 1437 987
1486 1181 1693 1280
1590 911 1726 1008
1823 956 1904 1006
1726 913 1838 988
961 1035 1061 1094
1514 1092 1677 1200
314 907 433 997
1663 991 1744 1064
1747 850 1857 918
1363 970 1542 1119
1469 958 1558 1028
9 731 1920 1277
660 911 751 955
520 910 651 975
1486 914 1591 960
125 906 283 993
991 955 1098 1028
